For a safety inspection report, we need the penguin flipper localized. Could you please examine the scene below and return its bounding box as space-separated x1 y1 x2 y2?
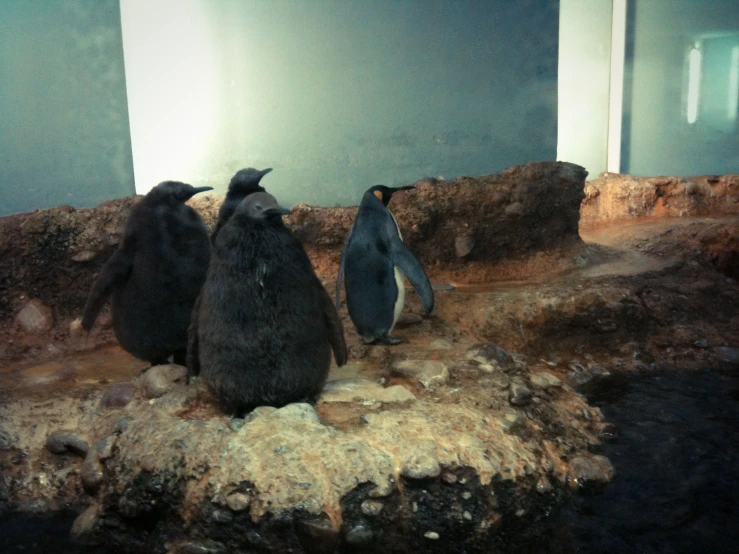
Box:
186 293 202 380
319 279 348 366
81 242 134 330
335 221 355 309
389 241 435 314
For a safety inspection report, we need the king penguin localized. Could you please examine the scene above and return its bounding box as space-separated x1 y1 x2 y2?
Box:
210 166 272 242
188 192 347 416
336 185 434 345
82 181 213 365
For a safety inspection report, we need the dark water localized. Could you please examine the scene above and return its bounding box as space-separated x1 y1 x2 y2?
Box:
3 369 738 553
554 368 739 554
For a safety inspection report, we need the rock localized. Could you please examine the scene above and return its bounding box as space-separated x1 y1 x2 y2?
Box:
424 531 440 540
15 299 54 333
100 382 136 409
466 344 515 372
71 250 96 262
529 372 562 390
319 378 416 404
714 346 739 366
401 451 441 479
45 431 89 457
482 372 510 389
429 338 454 350
509 378 533 406
69 317 83 337
174 540 226 554
455 235 475 258
225 492 250 512
361 499 384 516
693 339 708 349
81 437 114 494
140 364 188 399
390 360 449 388
568 455 614 489
70 503 101 543
345 524 375 545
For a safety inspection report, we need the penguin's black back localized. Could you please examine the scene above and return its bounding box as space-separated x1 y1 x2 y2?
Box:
198 213 340 415
112 195 210 362
343 197 401 338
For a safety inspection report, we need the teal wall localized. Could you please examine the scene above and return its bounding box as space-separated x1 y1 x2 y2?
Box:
0 0 135 217
121 0 560 206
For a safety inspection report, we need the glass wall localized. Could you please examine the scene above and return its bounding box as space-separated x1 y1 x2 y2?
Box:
622 0 739 176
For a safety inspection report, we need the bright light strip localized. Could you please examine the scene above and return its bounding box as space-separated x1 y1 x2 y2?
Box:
728 45 739 122
687 46 702 124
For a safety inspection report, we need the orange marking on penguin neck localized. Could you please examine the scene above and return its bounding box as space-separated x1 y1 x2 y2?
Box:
373 190 383 201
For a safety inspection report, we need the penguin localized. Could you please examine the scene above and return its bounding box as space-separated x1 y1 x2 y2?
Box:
336 185 434 345
210 166 272 242
82 181 213 366
188 192 347 416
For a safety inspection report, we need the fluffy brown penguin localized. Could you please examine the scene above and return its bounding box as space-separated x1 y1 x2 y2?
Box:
210 166 272 242
82 181 213 365
188 192 347 416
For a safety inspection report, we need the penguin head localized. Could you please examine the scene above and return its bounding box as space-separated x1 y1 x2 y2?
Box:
237 192 292 221
365 185 415 206
228 167 273 194
149 181 214 203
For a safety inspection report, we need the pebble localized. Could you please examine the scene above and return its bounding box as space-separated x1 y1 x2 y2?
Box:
463 511 473 521
401 453 441 479
15 299 54 333
424 531 440 540
462 491 472 500
141 364 188 399
569 455 614 488
442 472 457 484
466 344 515 372
345 524 375 545
46 431 89 457
455 235 475 258
391 360 449 388
429 338 454 350
225 492 250 512
100 382 136 409
211 509 233 523
361 499 384 516
529 371 562 390
319 378 416 404
509 378 533 406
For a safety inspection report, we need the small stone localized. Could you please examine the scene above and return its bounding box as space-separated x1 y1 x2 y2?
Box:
424 531 440 540
46 431 89 457
361 499 384 516
141 364 188 399
71 250 96 262
15 299 54 333
319 378 416 404
345 524 374 545
536 479 552 493
69 318 83 337
174 540 226 554
70 503 101 541
500 411 523 433
81 439 112 494
442 472 457 484
391 360 449 388
211 509 233 523
569 455 614 489
429 338 454 350
463 511 473 521
462 491 472 500
401 453 441 480
466 344 515 372
529 372 562 390
225 492 250 512
509 379 533 406
100 382 136 409
714 346 739 366
455 235 475 258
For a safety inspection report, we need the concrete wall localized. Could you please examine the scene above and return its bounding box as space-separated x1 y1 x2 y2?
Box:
121 0 560 207
557 0 613 178
0 0 135 217
623 0 739 176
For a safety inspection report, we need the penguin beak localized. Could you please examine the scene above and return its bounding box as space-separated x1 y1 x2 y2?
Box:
260 168 273 177
265 206 292 217
191 186 214 195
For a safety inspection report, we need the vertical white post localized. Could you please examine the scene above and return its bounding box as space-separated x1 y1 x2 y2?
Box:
607 0 628 173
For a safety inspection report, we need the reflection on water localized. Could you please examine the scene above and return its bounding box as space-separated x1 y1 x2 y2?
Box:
552 368 739 554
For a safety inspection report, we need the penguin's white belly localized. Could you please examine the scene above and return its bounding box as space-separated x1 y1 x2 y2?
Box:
390 266 406 332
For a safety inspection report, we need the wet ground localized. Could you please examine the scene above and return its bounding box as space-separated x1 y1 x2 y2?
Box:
552 368 739 554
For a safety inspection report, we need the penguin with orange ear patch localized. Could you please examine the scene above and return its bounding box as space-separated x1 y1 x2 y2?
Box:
336 185 434 345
